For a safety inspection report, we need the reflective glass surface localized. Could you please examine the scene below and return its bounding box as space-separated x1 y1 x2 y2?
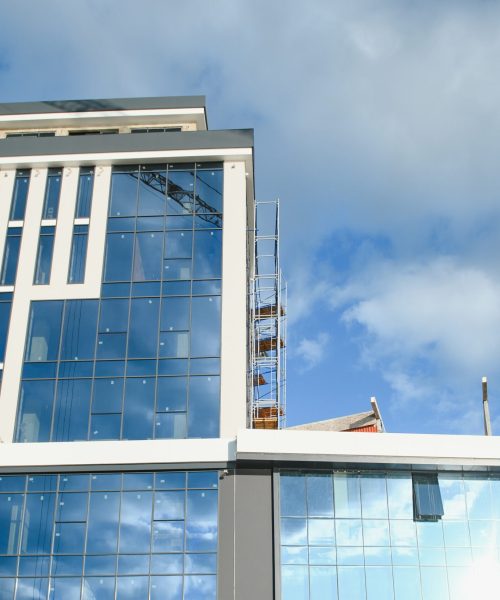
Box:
280 470 500 599
15 162 223 442
9 170 30 221
0 229 22 285
0 471 217 599
34 227 55 285
75 168 94 218
42 169 62 219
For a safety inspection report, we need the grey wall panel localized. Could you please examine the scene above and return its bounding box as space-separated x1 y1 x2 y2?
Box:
218 468 275 599
0 129 254 158
0 96 206 116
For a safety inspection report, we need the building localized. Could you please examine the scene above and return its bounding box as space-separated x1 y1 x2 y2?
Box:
0 96 500 600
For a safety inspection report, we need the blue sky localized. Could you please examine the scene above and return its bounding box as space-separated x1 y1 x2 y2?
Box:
2 1 500 434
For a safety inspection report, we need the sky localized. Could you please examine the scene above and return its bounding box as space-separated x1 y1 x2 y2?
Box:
2 0 500 434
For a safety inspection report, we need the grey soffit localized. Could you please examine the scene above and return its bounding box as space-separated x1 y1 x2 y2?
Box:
0 96 206 116
0 129 254 158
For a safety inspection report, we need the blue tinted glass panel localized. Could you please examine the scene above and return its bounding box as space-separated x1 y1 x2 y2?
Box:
104 233 134 282
90 414 121 440
0 233 21 285
60 300 98 360
34 230 55 284
53 379 91 441
127 298 159 358
193 230 222 279
195 168 223 213
0 493 23 554
16 380 54 442
155 413 187 439
92 378 124 414
190 297 220 357
132 232 163 281
10 171 30 220
122 377 154 439
21 493 55 554
137 169 166 216
119 492 152 553
68 230 88 283
156 377 187 412
42 169 62 219
0 301 12 361
109 171 138 217
75 168 94 218
187 376 219 438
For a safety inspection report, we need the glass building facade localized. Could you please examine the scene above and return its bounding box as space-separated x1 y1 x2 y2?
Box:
0 470 218 600
279 470 500 600
14 162 223 443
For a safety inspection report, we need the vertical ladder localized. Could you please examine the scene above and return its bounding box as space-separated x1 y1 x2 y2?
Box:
249 199 287 429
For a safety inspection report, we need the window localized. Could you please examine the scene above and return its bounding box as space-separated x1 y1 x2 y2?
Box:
0 471 218 600
0 228 22 285
412 473 444 521
68 129 118 136
34 226 55 285
68 225 89 283
131 127 182 133
9 169 30 220
75 167 94 218
0 294 12 362
5 131 55 138
42 168 62 219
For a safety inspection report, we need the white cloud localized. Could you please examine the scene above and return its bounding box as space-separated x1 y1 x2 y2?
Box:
294 332 330 373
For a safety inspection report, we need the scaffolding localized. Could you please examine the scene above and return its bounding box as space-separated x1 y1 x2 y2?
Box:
249 199 287 430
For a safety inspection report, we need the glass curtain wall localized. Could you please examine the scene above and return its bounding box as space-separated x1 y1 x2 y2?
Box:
279 470 500 600
15 163 223 442
0 470 218 600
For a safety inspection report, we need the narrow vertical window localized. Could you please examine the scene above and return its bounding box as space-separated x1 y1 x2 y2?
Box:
75 167 94 218
0 297 12 362
0 228 22 285
42 168 62 219
34 226 55 285
412 473 444 521
68 225 89 283
9 169 30 221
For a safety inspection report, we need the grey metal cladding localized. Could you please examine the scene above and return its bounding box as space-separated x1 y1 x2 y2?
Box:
0 129 254 158
0 96 206 116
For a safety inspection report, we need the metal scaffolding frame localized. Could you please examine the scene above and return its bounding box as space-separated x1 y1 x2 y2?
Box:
249 198 287 429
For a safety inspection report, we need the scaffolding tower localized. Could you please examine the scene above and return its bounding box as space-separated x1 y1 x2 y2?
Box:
249 199 287 429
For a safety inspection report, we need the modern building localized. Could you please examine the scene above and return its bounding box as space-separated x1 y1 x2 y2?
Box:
0 96 499 600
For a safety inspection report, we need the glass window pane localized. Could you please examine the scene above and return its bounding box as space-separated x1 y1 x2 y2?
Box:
86 492 120 553
21 493 55 554
155 412 187 439
186 489 217 551
109 172 138 217
390 520 416 547
150 575 182 600
334 474 361 518
160 297 190 331
307 474 334 517
68 231 88 283
387 474 413 519
53 379 91 441
159 331 189 358
42 169 61 219
53 521 85 554
16 578 49 600
308 518 335 545
10 171 30 220
165 231 192 259
420 567 448 600
56 492 88 522
122 378 154 440
281 474 306 517
338 566 365 600
154 491 185 520
156 377 187 412
361 474 388 519
335 519 362 546
116 576 148 600
281 565 308 600
84 555 117 576
82 577 115 599
365 566 394 600
393 566 420 600
127 298 160 358
119 492 152 553
133 232 163 281
187 376 219 438
0 493 23 554
281 518 307 546
363 519 390 546
193 230 222 279
190 296 221 357
60 300 98 360
25 301 63 362
152 520 184 552
137 169 166 216
104 233 134 282
184 575 216 600
163 258 192 280
195 168 223 213
18 556 50 576
0 301 12 361
34 232 55 285
16 380 54 442
75 169 94 218
309 566 337 600
90 414 121 440
92 378 124 414
0 234 21 285
99 299 130 333
96 333 127 359
464 476 493 519
439 474 466 519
